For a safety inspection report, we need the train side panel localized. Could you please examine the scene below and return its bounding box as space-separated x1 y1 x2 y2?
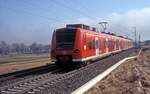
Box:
80 30 96 61
72 29 82 61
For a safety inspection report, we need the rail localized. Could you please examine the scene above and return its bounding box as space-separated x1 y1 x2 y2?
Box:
71 49 142 94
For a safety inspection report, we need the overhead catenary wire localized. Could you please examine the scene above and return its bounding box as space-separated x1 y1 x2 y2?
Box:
114 25 134 37
0 4 64 24
20 0 74 21
63 0 90 14
50 0 98 20
64 0 99 20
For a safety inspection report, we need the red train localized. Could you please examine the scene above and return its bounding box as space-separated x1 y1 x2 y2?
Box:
51 24 133 66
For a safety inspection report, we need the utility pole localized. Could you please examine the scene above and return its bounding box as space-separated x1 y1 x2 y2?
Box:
139 34 141 48
133 27 137 48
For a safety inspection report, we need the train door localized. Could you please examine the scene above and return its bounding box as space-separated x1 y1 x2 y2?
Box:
114 39 116 51
119 40 121 50
95 37 99 56
105 38 109 53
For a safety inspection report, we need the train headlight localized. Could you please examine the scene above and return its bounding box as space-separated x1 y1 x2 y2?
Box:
74 49 80 53
59 56 70 62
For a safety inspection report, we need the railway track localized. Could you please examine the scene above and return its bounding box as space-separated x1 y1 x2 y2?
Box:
0 64 57 86
0 69 62 94
0 48 139 94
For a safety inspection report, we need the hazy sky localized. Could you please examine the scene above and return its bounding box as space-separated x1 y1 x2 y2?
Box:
0 0 150 44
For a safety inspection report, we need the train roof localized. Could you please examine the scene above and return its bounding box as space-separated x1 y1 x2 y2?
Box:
66 24 97 31
64 24 132 41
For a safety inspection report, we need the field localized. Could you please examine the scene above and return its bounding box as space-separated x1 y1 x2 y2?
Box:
85 47 150 94
0 53 51 75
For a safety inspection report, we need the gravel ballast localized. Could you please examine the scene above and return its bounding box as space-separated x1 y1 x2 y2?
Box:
85 48 150 94
37 49 136 94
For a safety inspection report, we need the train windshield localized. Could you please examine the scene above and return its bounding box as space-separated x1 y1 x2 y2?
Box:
56 28 76 50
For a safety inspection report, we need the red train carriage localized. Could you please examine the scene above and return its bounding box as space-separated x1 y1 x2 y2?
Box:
51 24 133 66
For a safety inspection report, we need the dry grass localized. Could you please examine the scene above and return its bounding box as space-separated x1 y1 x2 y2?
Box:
0 54 52 75
0 54 50 64
86 48 150 94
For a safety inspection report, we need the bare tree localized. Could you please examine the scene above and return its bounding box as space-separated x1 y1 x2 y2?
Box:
0 41 50 55
0 41 9 55
30 42 39 54
12 43 20 54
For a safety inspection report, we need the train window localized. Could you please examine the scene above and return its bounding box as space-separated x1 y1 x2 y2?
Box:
114 41 116 48
112 41 114 48
92 40 95 49
116 40 119 47
110 40 113 47
112 40 114 48
84 32 86 43
56 28 76 50
88 40 95 49
88 40 92 49
113 41 116 48
103 40 105 48
105 39 109 48
96 40 99 49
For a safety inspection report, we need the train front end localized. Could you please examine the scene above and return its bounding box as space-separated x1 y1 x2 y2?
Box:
51 27 81 66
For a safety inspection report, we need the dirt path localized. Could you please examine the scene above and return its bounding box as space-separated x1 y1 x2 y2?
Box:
86 47 150 94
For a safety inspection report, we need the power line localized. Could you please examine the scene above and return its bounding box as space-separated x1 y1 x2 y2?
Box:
11 0 91 24
20 0 69 21
51 0 97 20
0 4 63 24
64 0 99 19
22 0 60 20
64 0 89 12
108 25 134 39
116 26 134 37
